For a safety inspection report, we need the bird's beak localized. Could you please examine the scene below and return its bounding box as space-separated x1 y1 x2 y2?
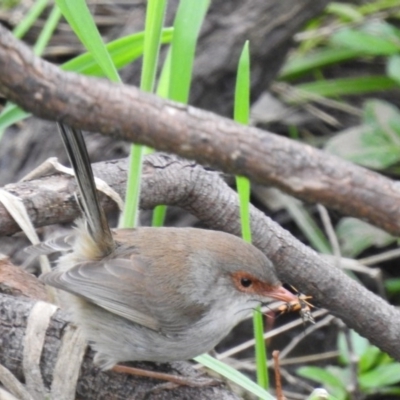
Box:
265 285 298 303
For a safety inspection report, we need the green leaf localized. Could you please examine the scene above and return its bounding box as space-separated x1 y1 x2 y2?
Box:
337 330 370 365
326 2 363 22
359 363 400 390
325 125 400 169
387 55 400 85
331 21 400 56
359 345 383 373
297 366 347 400
296 76 398 98
335 218 394 258
363 100 400 145
359 0 400 15
194 354 275 400
373 386 400 395
385 278 400 295
280 48 360 81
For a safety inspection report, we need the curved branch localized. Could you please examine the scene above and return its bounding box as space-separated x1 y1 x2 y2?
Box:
2 154 400 361
0 25 400 235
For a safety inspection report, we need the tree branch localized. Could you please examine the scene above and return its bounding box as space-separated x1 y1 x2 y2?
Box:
0 25 400 235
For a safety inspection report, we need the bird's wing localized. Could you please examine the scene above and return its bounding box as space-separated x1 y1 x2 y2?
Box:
41 255 161 331
25 235 75 257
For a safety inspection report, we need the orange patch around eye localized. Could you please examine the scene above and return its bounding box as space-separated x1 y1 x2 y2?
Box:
231 271 274 295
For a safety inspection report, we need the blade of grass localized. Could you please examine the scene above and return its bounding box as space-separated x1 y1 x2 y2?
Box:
194 354 276 400
150 49 172 228
359 0 400 15
235 41 269 391
33 4 62 56
149 1 210 225
55 0 120 82
62 28 173 76
295 76 398 99
168 0 210 102
280 48 362 81
12 0 49 39
122 0 167 228
0 104 30 133
141 0 167 93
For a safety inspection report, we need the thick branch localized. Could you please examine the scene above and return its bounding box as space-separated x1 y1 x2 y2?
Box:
1 154 400 361
0 25 400 235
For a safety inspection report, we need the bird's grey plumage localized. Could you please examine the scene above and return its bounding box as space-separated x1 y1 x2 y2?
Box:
38 123 296 369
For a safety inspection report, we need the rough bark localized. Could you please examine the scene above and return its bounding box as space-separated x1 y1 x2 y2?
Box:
0 25 400 235
1 154 399 362
0 293 240 400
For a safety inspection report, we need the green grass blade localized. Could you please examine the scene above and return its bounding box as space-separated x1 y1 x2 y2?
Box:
280 48 362 81
359 0 400 15
55 0 121 82
141 0 167 93
234 42 250 128
122 0 167 228
331 23 400 56
194 354 275 400
234 41 251 242
234 42 268 391
326 2 363 22
62 28 173 75
150 48 172 227
295 76 398 99
0 104 30 133
236 176 252 241
123 145 143 227
151 206 167 227
33 4 62 56
168 0 210 102
12 0 49 39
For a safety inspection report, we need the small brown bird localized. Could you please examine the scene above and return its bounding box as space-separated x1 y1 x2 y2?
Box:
40 124 297 379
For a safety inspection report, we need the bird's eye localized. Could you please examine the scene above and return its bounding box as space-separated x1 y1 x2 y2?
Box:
240 278 253 288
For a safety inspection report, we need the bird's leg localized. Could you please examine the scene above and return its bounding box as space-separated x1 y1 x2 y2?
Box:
112 364 220 387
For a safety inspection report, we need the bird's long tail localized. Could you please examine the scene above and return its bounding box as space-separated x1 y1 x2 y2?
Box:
57 123 115 257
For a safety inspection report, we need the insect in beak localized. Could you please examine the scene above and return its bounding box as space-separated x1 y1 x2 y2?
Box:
277 286 315 325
